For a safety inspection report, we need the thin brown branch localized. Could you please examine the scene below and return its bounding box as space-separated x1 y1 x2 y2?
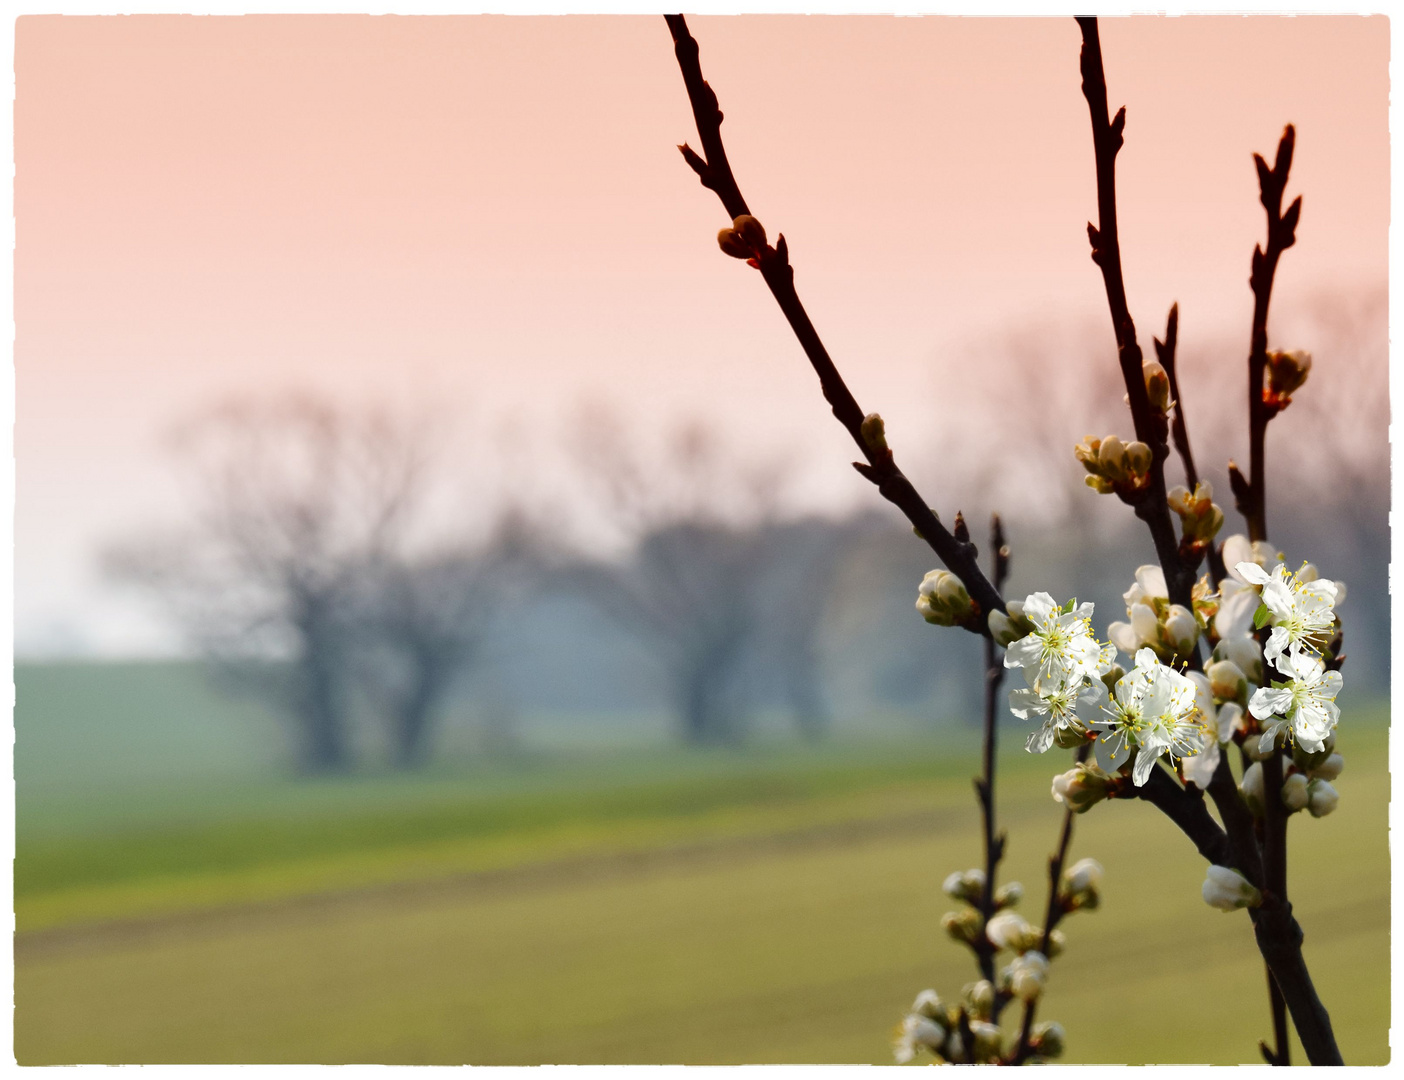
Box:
1156 304 1197 490
973 515 1011 982
663 14 1005 629
1074 18 1197 624
1238 126 1301 542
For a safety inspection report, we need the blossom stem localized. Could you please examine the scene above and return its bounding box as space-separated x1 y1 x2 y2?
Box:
974 516 1011 983
663 14 1005 628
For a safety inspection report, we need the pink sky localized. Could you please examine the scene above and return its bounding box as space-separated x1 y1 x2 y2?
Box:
14 15 1389 655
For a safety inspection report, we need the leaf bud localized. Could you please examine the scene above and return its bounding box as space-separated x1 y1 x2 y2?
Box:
1202 864 1262 911
1307 778 1339 818
1280 771 1309 812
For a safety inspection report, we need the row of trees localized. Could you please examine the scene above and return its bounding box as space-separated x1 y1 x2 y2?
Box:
107 397 859 773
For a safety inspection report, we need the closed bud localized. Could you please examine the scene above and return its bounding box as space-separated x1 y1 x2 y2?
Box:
1100 662 1126 695
917 569 974 627
989 607 1032 647
1051 762 1115 813
894 1012 947 1064
860 412 888 454
733 214 766 251
1053 719 1093 749
1265 349 1312 405
1292 734 1337 773
1307 778 1339 818
994 881 1023 909
984 909 1034 952
1214 634 1264 684
1045 928 1066 958
961 980 996 1020
942 867 986 905
1281 771 1309 812
1097 435 1127 476
1163 604 1200 656
1240 760 1265 816
1063 857 1103 895
1142 358 1171 412
1207 659 1248 705
1202 864 1262 911
1309 753 1344 781
1031 1021 1065 1059
1125 440 1153 478
942 907 983 946
911 988 944 1019
1169 481 1224 543
716 227 752 259
969 1020 1004 1063
1008 950 1050 1002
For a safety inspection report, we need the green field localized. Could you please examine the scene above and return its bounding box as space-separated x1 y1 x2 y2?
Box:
13 662 1391 1064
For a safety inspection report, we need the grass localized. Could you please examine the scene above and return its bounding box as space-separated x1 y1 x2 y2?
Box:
12 662 1390 1065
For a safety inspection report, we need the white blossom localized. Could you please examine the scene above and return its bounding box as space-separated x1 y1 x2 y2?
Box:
1095 648 1203 785
1248 649 1343 755
1003 592 1103 686
1010 673 1108 754
1179 671 1244 790
1236 560 1339 665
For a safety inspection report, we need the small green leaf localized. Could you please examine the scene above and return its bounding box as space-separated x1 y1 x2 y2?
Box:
1253 603 1271 629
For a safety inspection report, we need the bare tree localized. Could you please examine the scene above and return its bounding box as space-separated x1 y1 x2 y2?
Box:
357 513 542 768
106 395 427 774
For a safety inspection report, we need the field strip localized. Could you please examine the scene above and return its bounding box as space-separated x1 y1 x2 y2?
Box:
15 806 951 960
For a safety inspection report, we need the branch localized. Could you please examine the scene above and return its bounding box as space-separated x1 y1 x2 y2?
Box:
663 14 1005 629
1074 17 1196 620
1009 744 1086 1064
1238 125 1301 542
973 515 1011 982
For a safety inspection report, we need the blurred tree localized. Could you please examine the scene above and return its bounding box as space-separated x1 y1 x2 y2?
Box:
357 514 542 768
563 407 852 745
105 396 426 774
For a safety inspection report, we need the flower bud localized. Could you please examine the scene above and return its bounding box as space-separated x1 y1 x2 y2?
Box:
911 988 944 1019
1098 435 1126 476
969 1020 1004 1063
1031 1021 1065 1059
942 907 983 946
1125 440 1153 478
1292 734 1337 773
1045 927 1066 958
1163 604 1200 656
984 910 1034 952
1214 634 1264 684
1309 753 1344 782
1265 349 1312 405
717 227 752 259
961 980 996 1021
917 569 974 627
1052 720 1094 750
1202 865 1262 911
1168 481 1225 546
988 606 1032 646
1240 760 1264 817
894 1012 947 1063
1207 659 1248 705
994 882 1023 910
733 214 766 250
1099 662 1126 695
1051 762 1115 813
1142 359 1171 413
1063 857 1103 895
942 867 985 905
860 412 888 454
1281 771 1309 812
1008 950 1050 1002
1307 778 1339 818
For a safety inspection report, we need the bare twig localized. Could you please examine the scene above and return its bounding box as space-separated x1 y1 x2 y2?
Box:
663 14 1005 629
1075 17 1193 616
1232 126 1301 542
